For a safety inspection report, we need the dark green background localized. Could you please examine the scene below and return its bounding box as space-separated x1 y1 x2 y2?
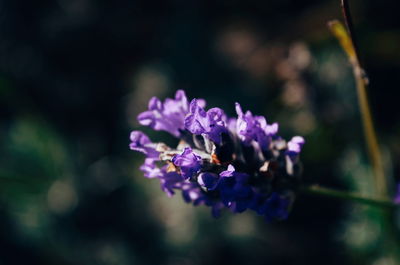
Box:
0 0 399 264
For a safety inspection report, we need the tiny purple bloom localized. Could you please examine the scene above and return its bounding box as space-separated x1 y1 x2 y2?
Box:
217 165 253 212
235 103 278 150
140 158 163 179
235 103 259 144
287 136 305 160
198 172 219 190
181 182 204 204
172 147 202 179
220 164 248 183
287 136 305 153
219 164 236 177
137 90 189 137
129 131 159 159
184 99 227 144
159 171 185 197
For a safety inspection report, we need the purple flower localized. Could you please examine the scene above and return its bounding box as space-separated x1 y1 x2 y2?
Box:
159 171 185 197
185 99 227 144
140 158 164 179
217 165 253 212
286 136 305 160
235 103 278 150
172 147 202 179
137 90 189 137
198 172 219 190
181 182 204 205
129 131 159 159
130 90 305 221
220 165 251 196
235 103 260 144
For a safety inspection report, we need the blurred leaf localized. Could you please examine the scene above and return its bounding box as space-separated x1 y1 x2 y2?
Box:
0 117 72 237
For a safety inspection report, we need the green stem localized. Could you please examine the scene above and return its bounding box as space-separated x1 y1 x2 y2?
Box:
301 185 396 208
332 0 387 197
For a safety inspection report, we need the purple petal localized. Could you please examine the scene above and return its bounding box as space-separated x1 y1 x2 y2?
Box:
129 131 159 158
198 172 219 190
184 99 227 144
172 147 202 179
219 164 248 181
220 164 236 177
235 103 263 144
137 90 190 137
160 171 185 197
148 96 162 110
140 158 163 179
235 103 279 150
287 136 305 158
265 123 279 135
181 183 203 203
172 147 201 167
185 99 209 135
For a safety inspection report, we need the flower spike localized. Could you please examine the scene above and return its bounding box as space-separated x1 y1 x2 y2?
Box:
130 90 304 220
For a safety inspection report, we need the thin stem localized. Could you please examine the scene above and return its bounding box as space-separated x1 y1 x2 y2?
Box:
354 61 387 197
331 0 387 197
340 0 363 75
301 185 396 208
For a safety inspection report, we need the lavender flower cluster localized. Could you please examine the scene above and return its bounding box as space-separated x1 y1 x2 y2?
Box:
130 90 304 220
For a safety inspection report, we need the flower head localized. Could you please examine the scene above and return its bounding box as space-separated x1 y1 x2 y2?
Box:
130 90 305 221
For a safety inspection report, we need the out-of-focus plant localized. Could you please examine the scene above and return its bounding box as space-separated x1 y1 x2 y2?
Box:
301 0 398 208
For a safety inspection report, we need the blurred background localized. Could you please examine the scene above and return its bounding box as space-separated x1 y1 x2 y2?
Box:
0 0 400 264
